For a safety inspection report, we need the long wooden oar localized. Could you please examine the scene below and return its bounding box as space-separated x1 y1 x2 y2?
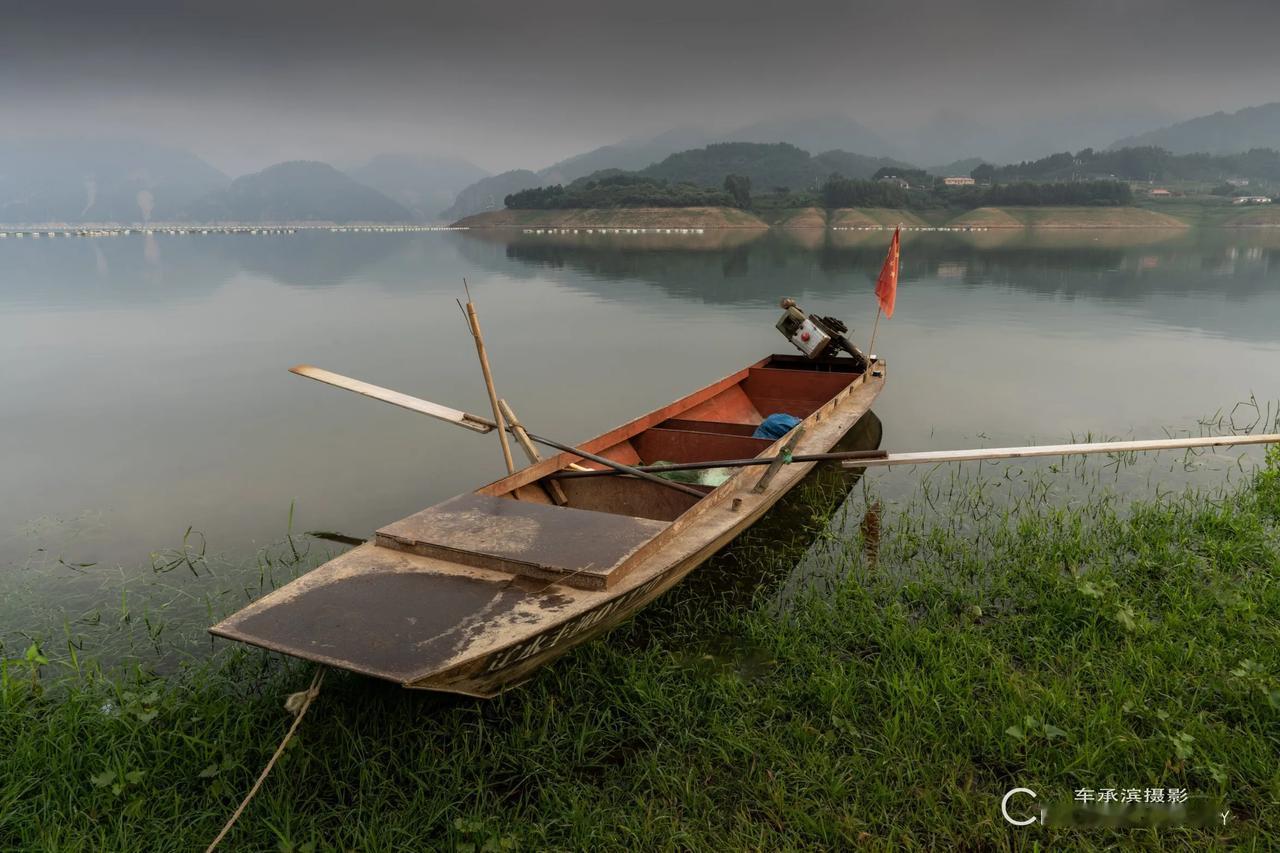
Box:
288 365 705 499
549 448 889 479
547 433 1280 479
838 433 1280 468
289 366 494 433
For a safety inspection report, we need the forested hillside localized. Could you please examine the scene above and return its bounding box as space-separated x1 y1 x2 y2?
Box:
976 146 1280 184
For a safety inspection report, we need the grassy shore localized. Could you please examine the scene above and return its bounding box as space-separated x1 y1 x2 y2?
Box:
2 449 1279 850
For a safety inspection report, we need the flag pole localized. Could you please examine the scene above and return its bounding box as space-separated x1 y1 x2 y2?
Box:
866 305 883 363
866 223 898 365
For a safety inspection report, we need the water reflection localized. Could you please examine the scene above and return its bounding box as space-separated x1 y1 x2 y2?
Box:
457 228 1280 342
2 226 1277 593
623 412 883 667
463 227 1280 304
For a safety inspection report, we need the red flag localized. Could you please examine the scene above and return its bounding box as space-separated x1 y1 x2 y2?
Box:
875 227 900 318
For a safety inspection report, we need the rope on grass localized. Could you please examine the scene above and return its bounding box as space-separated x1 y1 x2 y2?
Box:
205 667 326 852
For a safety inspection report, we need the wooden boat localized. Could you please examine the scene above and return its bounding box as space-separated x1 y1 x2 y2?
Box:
210 353 885 697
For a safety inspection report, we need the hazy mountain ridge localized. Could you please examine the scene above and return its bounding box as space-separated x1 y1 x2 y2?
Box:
0 138 229 224
435 129 723 218
539 136 710 184
1111 103 1280 155
440 170 544 221
181 161 414 223
928 158 988 177
638 143 826 189
11 101 1280 226
444 108 1182 208
813 150 919 180
446 117 905 213
729 114 891 158
348 153 488 222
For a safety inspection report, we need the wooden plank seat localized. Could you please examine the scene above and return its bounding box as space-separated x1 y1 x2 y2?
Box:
375 493 669 590
631 428 773 465
657 418 762 437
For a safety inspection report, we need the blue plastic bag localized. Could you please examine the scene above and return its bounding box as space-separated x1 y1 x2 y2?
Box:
753 413 801 440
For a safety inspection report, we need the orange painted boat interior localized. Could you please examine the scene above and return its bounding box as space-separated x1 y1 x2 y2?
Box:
483 354 865 522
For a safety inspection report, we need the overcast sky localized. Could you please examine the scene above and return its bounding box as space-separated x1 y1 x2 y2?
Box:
5 0 1280 175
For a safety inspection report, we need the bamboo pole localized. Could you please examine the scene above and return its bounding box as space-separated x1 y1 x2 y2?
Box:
463 287 515 475
499 398 569 505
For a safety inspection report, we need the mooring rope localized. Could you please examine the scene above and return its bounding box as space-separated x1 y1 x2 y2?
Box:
205 667 326 852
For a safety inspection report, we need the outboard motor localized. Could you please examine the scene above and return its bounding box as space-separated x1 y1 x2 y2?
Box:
775 298 869 372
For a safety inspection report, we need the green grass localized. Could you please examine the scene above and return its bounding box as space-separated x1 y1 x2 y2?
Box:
2 451 1279 851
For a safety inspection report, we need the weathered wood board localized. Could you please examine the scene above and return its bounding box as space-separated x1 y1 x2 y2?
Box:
376 494 669 590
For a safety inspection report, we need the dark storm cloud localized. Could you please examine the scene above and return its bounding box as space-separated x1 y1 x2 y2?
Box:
4 0 1280 173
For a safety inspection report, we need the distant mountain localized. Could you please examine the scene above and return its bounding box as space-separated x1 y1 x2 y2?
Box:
898 106 1176 168
348 153 488 222
183 161 413 223
538 128 716 184
445 105 1191 213
545 116 900 183
729 114 891 158
637 143 826 190
445 117 901 216
627 143 917 192
813 150 916 180
929 158 987 177
978 146 1280 185
1111 103 1280 155
0 138 228 224
441 169 542 221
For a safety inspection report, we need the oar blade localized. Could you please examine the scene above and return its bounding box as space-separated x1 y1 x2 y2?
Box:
289 365 495 434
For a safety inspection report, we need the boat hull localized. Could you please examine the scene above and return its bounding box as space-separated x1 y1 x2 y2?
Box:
414 363 885 696
210 356 885 696
412 457 849 696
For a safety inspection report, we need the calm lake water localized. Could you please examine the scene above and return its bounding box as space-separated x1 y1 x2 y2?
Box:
3 227 1279 647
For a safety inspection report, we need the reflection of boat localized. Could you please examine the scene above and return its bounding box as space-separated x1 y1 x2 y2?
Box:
211 353 884 697
669 410 883 612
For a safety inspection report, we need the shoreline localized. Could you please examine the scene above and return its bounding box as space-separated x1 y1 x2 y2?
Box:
456 204 1280 231
0 223 460 238
5 206 1278 235
4 451 1277 848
